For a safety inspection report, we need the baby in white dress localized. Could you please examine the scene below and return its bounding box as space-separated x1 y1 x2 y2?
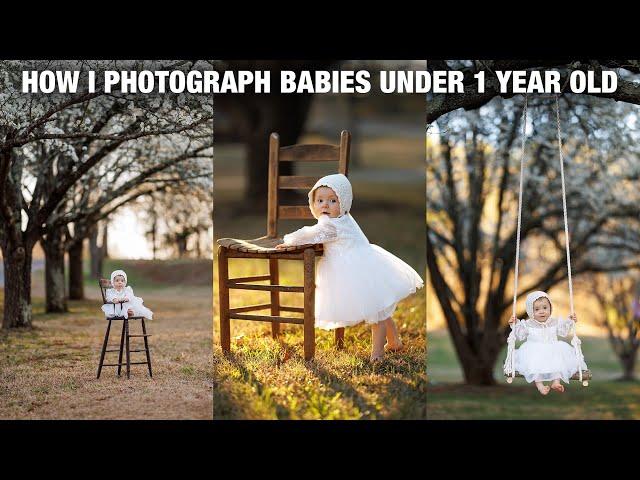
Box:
275 174 424 363
507 291 587 395
101 269 153 320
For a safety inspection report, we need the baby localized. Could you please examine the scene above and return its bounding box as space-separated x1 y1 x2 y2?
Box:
507 291 587 395
101 269 153 320
275 174 423 363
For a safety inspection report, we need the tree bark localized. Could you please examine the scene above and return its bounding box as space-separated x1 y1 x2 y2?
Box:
43 228 67 312
244 93 313 207
89 224 103 279
620 350 638 381
68 240 84 300
101 222 109 259
1 240 33 329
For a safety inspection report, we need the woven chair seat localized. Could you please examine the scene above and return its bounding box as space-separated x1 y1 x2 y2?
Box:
217 236 323 254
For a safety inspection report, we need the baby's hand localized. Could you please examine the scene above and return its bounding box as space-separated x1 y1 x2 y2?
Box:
275 244 288 250
508 315 517 325
569 313 578 322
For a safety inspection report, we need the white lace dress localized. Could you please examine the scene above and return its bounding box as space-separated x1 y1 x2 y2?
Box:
512 317 587 383
101 286 154 320
282 214 424 329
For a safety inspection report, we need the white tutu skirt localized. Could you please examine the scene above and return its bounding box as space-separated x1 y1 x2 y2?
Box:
101 297 153 320
314 244 423 329
514 340 587 384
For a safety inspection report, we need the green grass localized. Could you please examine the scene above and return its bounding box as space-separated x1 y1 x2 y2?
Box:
427 329 640 419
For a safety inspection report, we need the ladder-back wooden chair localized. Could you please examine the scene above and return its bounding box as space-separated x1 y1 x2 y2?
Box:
96 278 153 379
217 130 351 360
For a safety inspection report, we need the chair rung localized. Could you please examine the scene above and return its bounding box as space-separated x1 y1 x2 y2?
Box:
129 349 147 353
227 282 304 293
229 313 304 325
106 349 121 352
280 306 304 313
230 275 271 283
102 362 150 367
128 334 152 337
230 303 272 314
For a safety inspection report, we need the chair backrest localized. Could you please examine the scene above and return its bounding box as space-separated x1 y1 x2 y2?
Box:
99 278 112 304
267 130 351 238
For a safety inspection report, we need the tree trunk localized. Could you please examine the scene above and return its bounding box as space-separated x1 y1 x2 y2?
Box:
177 234 188 258
101 221 109 259
245 93 314 208
43 228 67 313
68 240 84 300
2 240 33 329
89 225 103 279
460 359 498 386
620 350 638 381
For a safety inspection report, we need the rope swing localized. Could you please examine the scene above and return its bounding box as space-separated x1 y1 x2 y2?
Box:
504 94 591 387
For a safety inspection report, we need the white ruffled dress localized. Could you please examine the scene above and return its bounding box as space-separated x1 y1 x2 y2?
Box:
282 213 424 329
512 317 587 383
101 286 154 320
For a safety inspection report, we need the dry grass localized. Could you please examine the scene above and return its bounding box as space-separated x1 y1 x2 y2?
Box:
0 262 213 420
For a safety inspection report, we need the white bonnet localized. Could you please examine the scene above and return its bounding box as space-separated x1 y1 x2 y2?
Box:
110 269 127 286
307 173 352 219
525 290 552 319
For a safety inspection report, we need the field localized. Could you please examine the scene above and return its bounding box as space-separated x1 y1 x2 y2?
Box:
0 258 213 420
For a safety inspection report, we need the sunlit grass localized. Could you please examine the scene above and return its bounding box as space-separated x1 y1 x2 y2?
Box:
213 258 426 420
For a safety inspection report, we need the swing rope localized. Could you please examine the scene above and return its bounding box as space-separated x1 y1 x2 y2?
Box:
504 94 587 385
555 94 585 385
505 95 528 383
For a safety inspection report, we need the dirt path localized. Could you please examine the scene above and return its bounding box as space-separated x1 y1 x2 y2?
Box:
0 286 213 419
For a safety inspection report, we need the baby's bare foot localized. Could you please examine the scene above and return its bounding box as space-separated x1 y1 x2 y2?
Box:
550 381 565 393
369 353 384 364
535 382 550 395
384 340 404 352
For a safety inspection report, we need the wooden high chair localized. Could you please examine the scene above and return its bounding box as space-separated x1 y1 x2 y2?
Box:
217 130 351 360
96 278 153 379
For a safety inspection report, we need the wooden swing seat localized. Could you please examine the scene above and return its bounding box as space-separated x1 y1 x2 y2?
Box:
505 370 592 381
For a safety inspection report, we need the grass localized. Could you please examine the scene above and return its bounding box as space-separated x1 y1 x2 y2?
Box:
427 329 640 420
212 260 426 419
0 259 213 420
213 140 426 419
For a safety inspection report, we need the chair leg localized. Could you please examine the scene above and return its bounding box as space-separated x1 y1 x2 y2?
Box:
269 258 280 338
97 320 112 379
117 320 126 376
303 248 316 361
125 319 131 379
335 328 345 350
218 246 231 353
141 318 153 378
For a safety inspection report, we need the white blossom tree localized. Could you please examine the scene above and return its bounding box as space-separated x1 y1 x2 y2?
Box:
0 60 213 326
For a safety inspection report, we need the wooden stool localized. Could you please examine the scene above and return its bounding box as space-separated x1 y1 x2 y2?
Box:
217 131 351 360
97 279 153 379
